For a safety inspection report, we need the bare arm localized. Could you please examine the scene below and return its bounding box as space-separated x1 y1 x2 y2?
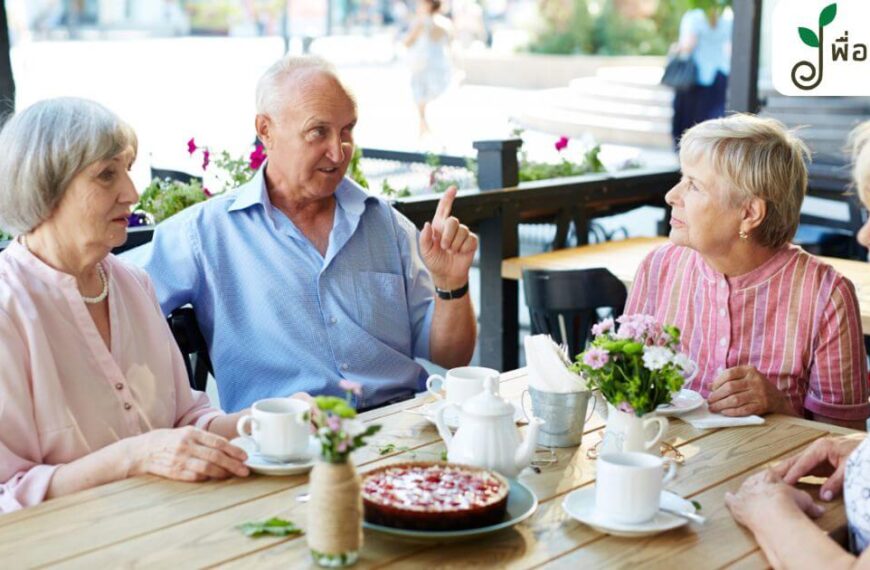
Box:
429 294 477 368
403 20 423 48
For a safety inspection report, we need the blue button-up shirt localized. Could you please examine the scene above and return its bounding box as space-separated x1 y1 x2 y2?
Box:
133 168 436 412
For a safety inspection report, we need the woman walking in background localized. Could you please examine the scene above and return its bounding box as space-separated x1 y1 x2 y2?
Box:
404 0 453 140
671 0 733 149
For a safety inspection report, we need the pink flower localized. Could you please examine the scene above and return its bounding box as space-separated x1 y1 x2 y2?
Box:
201 149 210 171
555 136 569 152
187 138 197 155
203 187 212 198
617 402 635 414
591 317 614 337
327 414 342 432
583 347 609 369
339 379 363 396
336 438 349 453
249 144 267 170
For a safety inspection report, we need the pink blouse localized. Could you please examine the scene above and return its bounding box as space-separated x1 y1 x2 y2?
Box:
626 243 870 421
0 241 222 512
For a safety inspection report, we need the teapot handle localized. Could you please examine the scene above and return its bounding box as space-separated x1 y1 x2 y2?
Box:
434 403 458 446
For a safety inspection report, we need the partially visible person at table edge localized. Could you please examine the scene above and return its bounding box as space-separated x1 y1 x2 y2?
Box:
725 122 870 566
626 113 869 429
0 98 250 513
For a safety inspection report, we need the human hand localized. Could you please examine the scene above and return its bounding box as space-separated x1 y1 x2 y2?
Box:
725 469 825 529
129 426 250 481
771 435 864 501
420 186 478 290
707 365 791 416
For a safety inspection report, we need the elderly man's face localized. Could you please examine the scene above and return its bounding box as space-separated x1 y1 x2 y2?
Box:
665 156 744 257
261 71 357 201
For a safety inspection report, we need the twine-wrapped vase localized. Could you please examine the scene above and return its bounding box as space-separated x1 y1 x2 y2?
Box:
307 460 362 567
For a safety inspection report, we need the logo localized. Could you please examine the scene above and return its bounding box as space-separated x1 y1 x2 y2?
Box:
772 0 870 96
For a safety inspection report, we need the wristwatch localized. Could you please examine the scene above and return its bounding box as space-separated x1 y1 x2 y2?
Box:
435 282 469 300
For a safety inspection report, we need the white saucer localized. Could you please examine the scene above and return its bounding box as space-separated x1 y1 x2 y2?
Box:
408 400 525 429
656 389 704 416
230 436 320 476
562 487 696 537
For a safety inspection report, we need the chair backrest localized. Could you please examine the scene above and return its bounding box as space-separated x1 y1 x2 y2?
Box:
522 268 628 357
167 307 213 392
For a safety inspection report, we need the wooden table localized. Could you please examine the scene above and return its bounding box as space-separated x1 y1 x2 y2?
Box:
0 369 856 569
503 236 870 333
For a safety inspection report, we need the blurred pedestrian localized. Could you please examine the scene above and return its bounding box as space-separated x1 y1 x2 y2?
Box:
404 0 453 138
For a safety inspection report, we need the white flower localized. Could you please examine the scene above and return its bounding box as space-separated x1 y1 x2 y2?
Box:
344 419 367 437
642 346 673 371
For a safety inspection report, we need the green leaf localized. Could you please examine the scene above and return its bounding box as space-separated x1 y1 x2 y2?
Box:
691 500 702 511
237 517 302 537
440 450 448 461
819 3 837 27
798 27 819 47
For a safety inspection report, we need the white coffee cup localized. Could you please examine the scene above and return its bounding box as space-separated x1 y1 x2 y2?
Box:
426 366 499 404
595 452 677 524
236 398 311 462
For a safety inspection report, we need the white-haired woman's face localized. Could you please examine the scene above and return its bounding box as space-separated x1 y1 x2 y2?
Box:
46 147 138 254
666 156 745 257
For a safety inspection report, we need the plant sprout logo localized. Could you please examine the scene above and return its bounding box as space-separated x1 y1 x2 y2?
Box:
791 2 867 90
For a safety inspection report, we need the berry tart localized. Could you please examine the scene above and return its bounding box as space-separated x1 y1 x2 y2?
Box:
361 461 510 531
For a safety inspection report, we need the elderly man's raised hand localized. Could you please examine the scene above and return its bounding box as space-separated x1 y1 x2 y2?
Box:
127 426 250 482
420 186 478 290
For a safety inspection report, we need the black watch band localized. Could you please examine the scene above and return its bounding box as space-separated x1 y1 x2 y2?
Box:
435 282 469 300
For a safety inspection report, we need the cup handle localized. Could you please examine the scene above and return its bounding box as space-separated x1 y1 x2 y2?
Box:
426 374 445 399
520 389 531 423
661 457 677 485
584 392 596 424
236 415 259 451
643 416 669 451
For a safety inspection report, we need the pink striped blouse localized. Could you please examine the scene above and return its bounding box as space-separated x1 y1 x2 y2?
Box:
626 243 870 421
0 241 222 512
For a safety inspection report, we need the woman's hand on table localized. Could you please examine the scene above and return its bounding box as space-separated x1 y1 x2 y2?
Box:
726 469 825 529
127 427 250 481
707 365 793 416
771 435 864 501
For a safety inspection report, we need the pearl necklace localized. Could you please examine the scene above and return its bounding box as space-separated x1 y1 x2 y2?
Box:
21 235 109 304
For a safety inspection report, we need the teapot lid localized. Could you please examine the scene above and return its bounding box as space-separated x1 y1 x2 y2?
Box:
462 375 514 416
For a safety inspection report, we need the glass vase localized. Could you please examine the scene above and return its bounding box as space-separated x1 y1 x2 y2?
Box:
307 460 362 568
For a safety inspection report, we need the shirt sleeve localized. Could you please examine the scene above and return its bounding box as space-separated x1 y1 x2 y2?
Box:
805 276 870 421
394 211 435 360
136 210 202 316
139 274 223 429
0 309 60 513
679 10 700 44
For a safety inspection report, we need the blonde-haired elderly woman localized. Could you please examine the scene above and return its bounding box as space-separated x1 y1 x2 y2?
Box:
627 113 869 428
724 122 870 566
0 97 250 513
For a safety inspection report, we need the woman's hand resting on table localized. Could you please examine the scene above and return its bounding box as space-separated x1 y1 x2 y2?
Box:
771 435 865 501
126 426 250 481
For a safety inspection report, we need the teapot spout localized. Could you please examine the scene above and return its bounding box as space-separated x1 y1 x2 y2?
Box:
514 417 544 472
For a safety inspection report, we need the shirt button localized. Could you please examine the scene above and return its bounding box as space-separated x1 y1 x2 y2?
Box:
719 338 727 347
341 363 349 371
329 317 338 325
115 383 124 390
718 308 726 317
719 281 726 288
123 402 132 411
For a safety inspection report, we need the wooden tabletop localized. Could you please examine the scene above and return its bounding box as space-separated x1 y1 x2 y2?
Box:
0 369 856 569
502 236 870 333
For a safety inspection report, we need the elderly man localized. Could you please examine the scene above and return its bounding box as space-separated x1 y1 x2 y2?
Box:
139 55 478 412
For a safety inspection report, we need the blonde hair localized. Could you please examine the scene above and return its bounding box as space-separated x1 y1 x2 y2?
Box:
849 121 870 205
255 54 356 118
679 114 810 249
0 97 137 235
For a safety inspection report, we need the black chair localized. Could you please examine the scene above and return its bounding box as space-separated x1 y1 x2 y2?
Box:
167 307 213 392
522 268 628 358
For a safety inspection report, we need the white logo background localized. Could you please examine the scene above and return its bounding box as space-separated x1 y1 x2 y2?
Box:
772 0 870 96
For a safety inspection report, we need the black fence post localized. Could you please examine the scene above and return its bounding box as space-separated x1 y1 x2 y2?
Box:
473 138 522 371
473 139 522 191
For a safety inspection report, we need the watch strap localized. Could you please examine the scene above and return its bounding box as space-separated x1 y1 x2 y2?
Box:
435 282 469 300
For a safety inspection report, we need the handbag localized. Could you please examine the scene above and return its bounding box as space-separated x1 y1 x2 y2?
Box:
661 56 697 91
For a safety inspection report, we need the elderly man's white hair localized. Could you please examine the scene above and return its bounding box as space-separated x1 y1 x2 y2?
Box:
255 54 356 117
0 97 137 235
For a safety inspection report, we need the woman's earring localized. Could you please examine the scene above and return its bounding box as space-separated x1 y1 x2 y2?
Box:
738 230 749 240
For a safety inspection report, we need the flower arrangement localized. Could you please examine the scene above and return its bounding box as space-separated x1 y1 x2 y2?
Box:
307 380 381 463
513 132 608 183
571 314 694 416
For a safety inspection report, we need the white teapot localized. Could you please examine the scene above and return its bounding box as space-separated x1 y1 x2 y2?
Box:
435 376 543 478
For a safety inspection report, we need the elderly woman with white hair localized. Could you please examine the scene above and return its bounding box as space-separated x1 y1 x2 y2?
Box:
626 113 869 428
723 122 870 566
0 97 250 513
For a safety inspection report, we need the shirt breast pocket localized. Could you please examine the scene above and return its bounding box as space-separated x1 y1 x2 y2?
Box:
354 271 412 352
